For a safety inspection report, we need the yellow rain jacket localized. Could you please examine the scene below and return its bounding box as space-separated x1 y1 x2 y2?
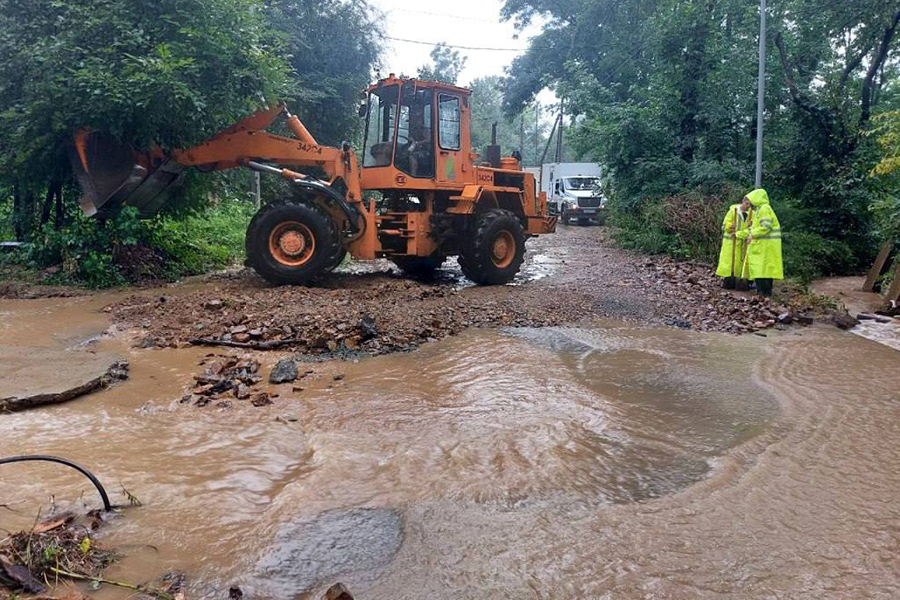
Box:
715 203 752 278
736 188 783 280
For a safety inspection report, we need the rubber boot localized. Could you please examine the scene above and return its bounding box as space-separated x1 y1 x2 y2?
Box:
756 278 774 297
722 277 736 290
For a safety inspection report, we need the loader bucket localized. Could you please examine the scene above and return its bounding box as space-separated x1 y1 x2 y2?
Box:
69 130 186 219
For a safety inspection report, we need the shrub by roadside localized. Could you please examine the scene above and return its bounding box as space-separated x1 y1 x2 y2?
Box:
609 188 859 285
1 199 254 288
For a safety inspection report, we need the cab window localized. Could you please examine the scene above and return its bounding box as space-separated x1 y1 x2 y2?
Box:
395 84 434 178
362 85 399 168
438 94 460 150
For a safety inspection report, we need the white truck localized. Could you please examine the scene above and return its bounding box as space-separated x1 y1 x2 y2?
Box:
529 163 605 225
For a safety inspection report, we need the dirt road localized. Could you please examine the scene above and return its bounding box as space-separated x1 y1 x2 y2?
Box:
110 226 804 359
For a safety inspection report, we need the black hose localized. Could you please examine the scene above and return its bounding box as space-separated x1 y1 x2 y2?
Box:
0 455 112 512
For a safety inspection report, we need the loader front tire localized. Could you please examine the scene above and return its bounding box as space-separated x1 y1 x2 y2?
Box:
458 209 526 285
245 202 339 285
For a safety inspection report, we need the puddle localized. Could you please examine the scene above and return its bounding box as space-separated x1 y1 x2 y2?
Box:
2 295 900 598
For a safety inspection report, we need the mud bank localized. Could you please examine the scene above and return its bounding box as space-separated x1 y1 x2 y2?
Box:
108 227 815 358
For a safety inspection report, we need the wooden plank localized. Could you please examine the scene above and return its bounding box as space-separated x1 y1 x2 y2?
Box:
863 238 894 292
886 259 900 303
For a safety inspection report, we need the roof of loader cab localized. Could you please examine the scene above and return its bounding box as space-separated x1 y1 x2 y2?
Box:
365 73 471 96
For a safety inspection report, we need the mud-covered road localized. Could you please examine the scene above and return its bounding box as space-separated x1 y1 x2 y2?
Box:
109 226 807 360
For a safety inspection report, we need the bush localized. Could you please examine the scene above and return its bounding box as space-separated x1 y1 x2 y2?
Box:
22 207 143 288
782 230 855 284
145 198 255 277
609 188 733 263
6 197 255 288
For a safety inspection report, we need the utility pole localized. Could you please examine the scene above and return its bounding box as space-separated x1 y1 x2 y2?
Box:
555 100 564 163
755 0 766 188
534 102 540 166
519 113 525 164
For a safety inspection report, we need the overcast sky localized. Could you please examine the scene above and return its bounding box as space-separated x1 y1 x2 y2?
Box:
373 0 555 105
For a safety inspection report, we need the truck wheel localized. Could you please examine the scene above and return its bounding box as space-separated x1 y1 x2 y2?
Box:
458 209 526 285
245 203 339 285
391 254 445 277
562 211 571 225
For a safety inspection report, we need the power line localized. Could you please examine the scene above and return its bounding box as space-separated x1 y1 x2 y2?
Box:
388 8 499 24
382 35 526 52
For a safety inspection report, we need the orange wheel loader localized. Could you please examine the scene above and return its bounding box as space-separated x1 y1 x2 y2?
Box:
70 74 557 285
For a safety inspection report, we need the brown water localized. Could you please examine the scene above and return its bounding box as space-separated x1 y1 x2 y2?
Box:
2 294 900 599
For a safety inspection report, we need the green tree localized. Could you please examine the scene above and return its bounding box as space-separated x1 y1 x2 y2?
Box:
0 0 384 243
469 75 559 166
501 0 900 275
268 0 383 146
870 110 900 236
469 76 520 156
417 43 467 85
0 0 290 238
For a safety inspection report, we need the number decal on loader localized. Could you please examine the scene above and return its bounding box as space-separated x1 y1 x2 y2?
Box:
296 142 323 154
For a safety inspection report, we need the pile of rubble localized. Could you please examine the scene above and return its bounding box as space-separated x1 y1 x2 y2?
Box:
637 256 817 334
114 273 595 358
182 354 318 408
109 230 843 357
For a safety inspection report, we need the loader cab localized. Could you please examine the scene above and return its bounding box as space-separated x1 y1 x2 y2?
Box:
361 75 471 190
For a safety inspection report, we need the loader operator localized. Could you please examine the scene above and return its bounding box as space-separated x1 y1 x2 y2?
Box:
735 188 783 297
716 195 753 290
395 89 434 178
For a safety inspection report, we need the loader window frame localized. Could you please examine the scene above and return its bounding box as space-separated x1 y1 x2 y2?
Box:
395 84 435 178
362 85 400 168
438 94 461 151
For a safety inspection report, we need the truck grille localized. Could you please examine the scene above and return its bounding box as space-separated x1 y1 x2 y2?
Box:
578 197 602 208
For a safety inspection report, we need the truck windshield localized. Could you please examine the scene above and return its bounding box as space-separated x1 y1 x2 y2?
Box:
564 177 600 191
363 85 399 168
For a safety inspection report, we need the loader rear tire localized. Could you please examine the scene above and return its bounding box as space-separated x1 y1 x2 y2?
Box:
458 209 526 285
245 202 339 285
391 254 445 277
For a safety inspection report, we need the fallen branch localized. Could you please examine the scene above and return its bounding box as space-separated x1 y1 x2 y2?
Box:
0 500 24 513
189 337 304 350
49 567 174 600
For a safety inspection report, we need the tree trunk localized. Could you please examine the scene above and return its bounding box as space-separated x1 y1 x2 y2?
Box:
12 182 23 241
40 180 61 226
860 10 900 126
677 2 716 163
55 186 66 229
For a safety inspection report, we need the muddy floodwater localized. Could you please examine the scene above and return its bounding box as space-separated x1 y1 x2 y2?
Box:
2 293 900 599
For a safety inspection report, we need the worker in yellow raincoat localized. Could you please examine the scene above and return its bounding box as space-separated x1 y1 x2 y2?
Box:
715 196 753 289
735 188 783 296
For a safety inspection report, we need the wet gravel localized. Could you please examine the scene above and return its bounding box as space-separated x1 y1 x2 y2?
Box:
107 226 819 357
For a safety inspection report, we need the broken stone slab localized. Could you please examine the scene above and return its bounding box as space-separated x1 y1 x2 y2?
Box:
253 508 401 597
269 358 299 384
857 313 892 323
0 347 128 412
831 313 859 330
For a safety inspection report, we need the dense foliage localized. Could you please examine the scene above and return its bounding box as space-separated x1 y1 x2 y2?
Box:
502 0 900 282
0 0 381 285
